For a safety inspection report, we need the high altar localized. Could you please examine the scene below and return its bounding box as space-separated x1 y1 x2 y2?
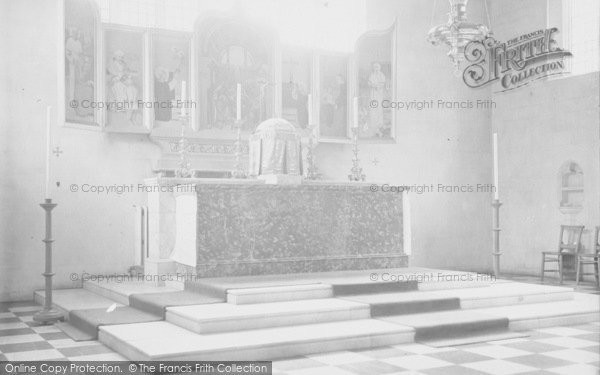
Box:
144 178 408 278
142 117 408 278
133 12 406 279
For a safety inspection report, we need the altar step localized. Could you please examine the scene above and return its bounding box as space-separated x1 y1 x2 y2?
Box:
98 319 415 361
340 282 574 316
226 284 333 305
165 298 370 334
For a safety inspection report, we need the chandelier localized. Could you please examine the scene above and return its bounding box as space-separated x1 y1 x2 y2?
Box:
427 0 492 73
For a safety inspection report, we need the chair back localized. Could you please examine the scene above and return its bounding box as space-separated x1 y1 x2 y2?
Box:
558 225 585 254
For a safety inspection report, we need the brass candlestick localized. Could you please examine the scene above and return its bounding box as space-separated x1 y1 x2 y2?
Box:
33 199 63 324
304 125 319 180
348 127 365 181
175 113 192 178
231 120 246 178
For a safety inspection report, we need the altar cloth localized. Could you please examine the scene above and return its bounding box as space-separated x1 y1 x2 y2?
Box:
182 180 406 277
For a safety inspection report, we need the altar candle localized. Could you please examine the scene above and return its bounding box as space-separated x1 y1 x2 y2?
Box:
45 106 51 199
307 94 313 125
493 133 499 199
353 97 358 128
236 83 241 121
181 80 187 115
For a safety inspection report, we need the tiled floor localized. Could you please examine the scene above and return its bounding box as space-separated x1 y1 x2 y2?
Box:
1 300 598 374
0 302 126 361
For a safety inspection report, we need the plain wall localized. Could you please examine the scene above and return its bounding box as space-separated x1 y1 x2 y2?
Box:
0 0 160 301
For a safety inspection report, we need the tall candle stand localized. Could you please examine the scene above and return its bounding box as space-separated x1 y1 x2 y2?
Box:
175 113 192 178
231 120 246 179
348 127 365 181
304 125 319 180
33 199 63 324
492 198 502 278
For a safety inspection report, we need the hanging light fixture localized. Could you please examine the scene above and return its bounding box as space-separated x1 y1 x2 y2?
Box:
427 0 492 74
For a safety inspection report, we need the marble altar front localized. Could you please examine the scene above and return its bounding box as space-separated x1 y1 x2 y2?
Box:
145 178 408 278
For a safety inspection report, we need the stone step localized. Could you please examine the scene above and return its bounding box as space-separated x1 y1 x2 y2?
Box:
341 282 574 316
332 280 418 296
166 298 370 333
34 289 125 319
474 292 600 331
226 284 333 304
99 319 415 361
345 295 460 317
378 310 509 341
83 280 181 305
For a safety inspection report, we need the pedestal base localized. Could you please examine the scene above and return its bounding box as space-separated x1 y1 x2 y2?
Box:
33 308 63 325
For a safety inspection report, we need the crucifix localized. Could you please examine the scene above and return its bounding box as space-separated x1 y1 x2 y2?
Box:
52 146 63 158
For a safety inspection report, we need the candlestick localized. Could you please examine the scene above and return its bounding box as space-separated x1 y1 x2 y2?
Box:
493 133 499 199
307 94 313 126
304 125 319 180
492 198 502 278
348 127 365 181
236 83 242 121
231 120 246 179
181 80 187 116
45 106 51 199
33 198 63 324
353 97 359 128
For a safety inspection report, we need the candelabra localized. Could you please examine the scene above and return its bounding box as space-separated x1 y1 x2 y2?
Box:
348 127 366 181
304 125 319 180
33 199 63 324
231 120 246 178
175 113 192 178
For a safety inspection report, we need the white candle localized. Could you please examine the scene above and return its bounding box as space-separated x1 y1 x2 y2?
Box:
181 80 187 116
307 94 313 125
45 106 52 199
493 133 499 199
353 97 359 128
236 83 242 121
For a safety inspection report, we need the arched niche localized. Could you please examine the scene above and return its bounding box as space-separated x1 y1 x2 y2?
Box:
64 0 100 126
194 15 277 136
558 161 584 214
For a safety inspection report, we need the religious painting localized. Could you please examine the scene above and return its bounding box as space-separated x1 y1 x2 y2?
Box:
64 0 98 125
282 48 312 129
151 31 190 128
104 26 145 131
196 19 274 138
355 24 396 140
318 54 349 140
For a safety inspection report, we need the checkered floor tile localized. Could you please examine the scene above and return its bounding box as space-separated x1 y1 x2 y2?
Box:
1 301 598 374
0 302 126 362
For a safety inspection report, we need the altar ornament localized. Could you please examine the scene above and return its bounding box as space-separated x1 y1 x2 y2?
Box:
248 118 303 184
348 127 366 182
427 0 492 74
231 120 247 179
34 106 62 324
175 109 192 178
348 98 365 182
304 125 320 180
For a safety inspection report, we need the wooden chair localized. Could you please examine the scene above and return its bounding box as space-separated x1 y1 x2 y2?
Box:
576 226 600 287
541 225 585 284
